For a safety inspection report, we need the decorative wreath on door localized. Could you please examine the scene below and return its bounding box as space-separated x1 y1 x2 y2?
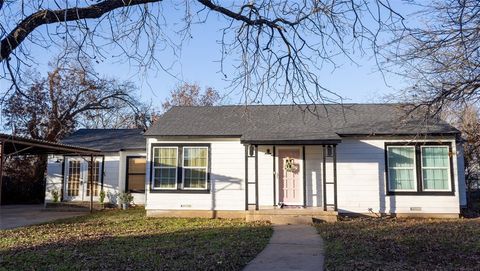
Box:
284 157 298 172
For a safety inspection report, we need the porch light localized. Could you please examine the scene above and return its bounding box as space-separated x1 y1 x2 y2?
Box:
55 158 64 163
326 145 334 157
265 148 271 155
248 145 256 157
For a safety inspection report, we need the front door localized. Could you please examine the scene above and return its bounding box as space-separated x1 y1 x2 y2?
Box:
64 158 101 201
278 148 302 205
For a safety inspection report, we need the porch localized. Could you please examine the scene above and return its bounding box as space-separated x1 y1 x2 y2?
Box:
244 142 339 214
246 207 338 223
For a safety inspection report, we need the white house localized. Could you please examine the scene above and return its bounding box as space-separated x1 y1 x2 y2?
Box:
45 129 147 205
143 104 466 219
46 104 467 220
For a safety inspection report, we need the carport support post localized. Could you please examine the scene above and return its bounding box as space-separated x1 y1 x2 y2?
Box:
89 155 94 213
0 140 4 207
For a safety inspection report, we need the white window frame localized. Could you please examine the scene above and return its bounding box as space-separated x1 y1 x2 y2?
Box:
152 146 178 190
387 145 418 192
420 146 451 192
181 146 209 190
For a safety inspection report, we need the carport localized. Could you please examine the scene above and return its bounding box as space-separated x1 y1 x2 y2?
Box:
0 133 101 212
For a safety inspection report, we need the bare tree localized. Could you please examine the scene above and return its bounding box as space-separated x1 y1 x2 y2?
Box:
387 0 480 113
162 83 220 111
0 1 404 105
1 56 142 204
444 104 480 209
3 58 139 141
82 102 159 130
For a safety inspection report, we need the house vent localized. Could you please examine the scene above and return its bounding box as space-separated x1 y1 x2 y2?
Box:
180 204 192 208
410 207 422 211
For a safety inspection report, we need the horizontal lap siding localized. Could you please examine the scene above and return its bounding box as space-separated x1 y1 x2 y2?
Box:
45 158 63 202
146 138 245 211
119 151 147 204
102 154 121 204
336 138 462 214
305 146 322 207
258 146 274 206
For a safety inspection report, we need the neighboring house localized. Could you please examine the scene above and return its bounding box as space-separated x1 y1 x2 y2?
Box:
143 104 466 218
45 129 147 205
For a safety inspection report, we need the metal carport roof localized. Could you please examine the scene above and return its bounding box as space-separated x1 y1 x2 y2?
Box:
0 133 102 211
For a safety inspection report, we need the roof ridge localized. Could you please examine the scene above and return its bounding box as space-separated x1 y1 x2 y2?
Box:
171 103 411 108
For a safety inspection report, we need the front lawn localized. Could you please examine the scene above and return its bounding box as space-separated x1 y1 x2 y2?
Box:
0 208 272 270
316 217 480 270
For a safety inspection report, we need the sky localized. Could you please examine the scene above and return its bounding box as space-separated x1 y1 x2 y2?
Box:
0 1 417 111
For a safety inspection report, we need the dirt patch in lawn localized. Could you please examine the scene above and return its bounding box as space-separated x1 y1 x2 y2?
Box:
316 217 480 270
0 208 272 270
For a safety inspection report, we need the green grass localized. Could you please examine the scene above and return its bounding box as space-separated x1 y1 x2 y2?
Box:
316 217 480 270
0 208 272 271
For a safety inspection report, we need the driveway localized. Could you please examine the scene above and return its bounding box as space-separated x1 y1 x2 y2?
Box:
0 204 87 230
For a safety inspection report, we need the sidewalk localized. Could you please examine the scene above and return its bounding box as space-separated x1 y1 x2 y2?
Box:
243 224 324 271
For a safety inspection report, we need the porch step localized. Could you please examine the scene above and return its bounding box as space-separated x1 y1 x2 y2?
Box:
44 202 115 212
246 208 338 224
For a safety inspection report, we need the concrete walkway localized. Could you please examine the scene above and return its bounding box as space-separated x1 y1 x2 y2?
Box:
0 205 87 230
244 224 324 271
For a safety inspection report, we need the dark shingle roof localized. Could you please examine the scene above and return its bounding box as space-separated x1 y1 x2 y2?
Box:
144 104 459 143
61 129 145 152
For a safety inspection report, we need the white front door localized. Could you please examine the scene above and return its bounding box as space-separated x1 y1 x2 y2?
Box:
64 158 101 201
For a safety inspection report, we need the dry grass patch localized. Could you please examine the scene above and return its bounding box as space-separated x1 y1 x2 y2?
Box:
316 217 480 270
0 208 272 271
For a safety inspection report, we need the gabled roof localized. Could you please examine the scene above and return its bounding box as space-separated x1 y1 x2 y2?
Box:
61 129 145 152
144 104 459 143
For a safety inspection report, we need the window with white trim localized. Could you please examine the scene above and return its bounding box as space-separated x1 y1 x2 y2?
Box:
421 146 451 191
152 147 178 189
387 146 417 191
182 147 208 189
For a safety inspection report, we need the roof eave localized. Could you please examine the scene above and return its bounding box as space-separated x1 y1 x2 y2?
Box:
240 139 342 145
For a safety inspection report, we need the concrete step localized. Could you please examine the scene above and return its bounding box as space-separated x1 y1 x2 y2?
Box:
246 208 338 224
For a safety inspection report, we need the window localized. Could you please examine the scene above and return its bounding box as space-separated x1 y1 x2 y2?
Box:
152 147 178 189
421 146 450 191
182 147 208 189
126 157 146 192
385 143 454 194
151 144 210 192
387 146 416 191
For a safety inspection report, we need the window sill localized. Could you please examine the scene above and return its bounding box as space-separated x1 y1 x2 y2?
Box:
387 191 455 196
150 189 211 194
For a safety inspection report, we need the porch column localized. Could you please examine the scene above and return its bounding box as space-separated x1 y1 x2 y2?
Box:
333 145 338 211
0 140 4 206
272 146 276 206
322 145 327 210
244 145 249 210
255 145 259 210
302 145 306 207
323 144 338 211
89 154 94 213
